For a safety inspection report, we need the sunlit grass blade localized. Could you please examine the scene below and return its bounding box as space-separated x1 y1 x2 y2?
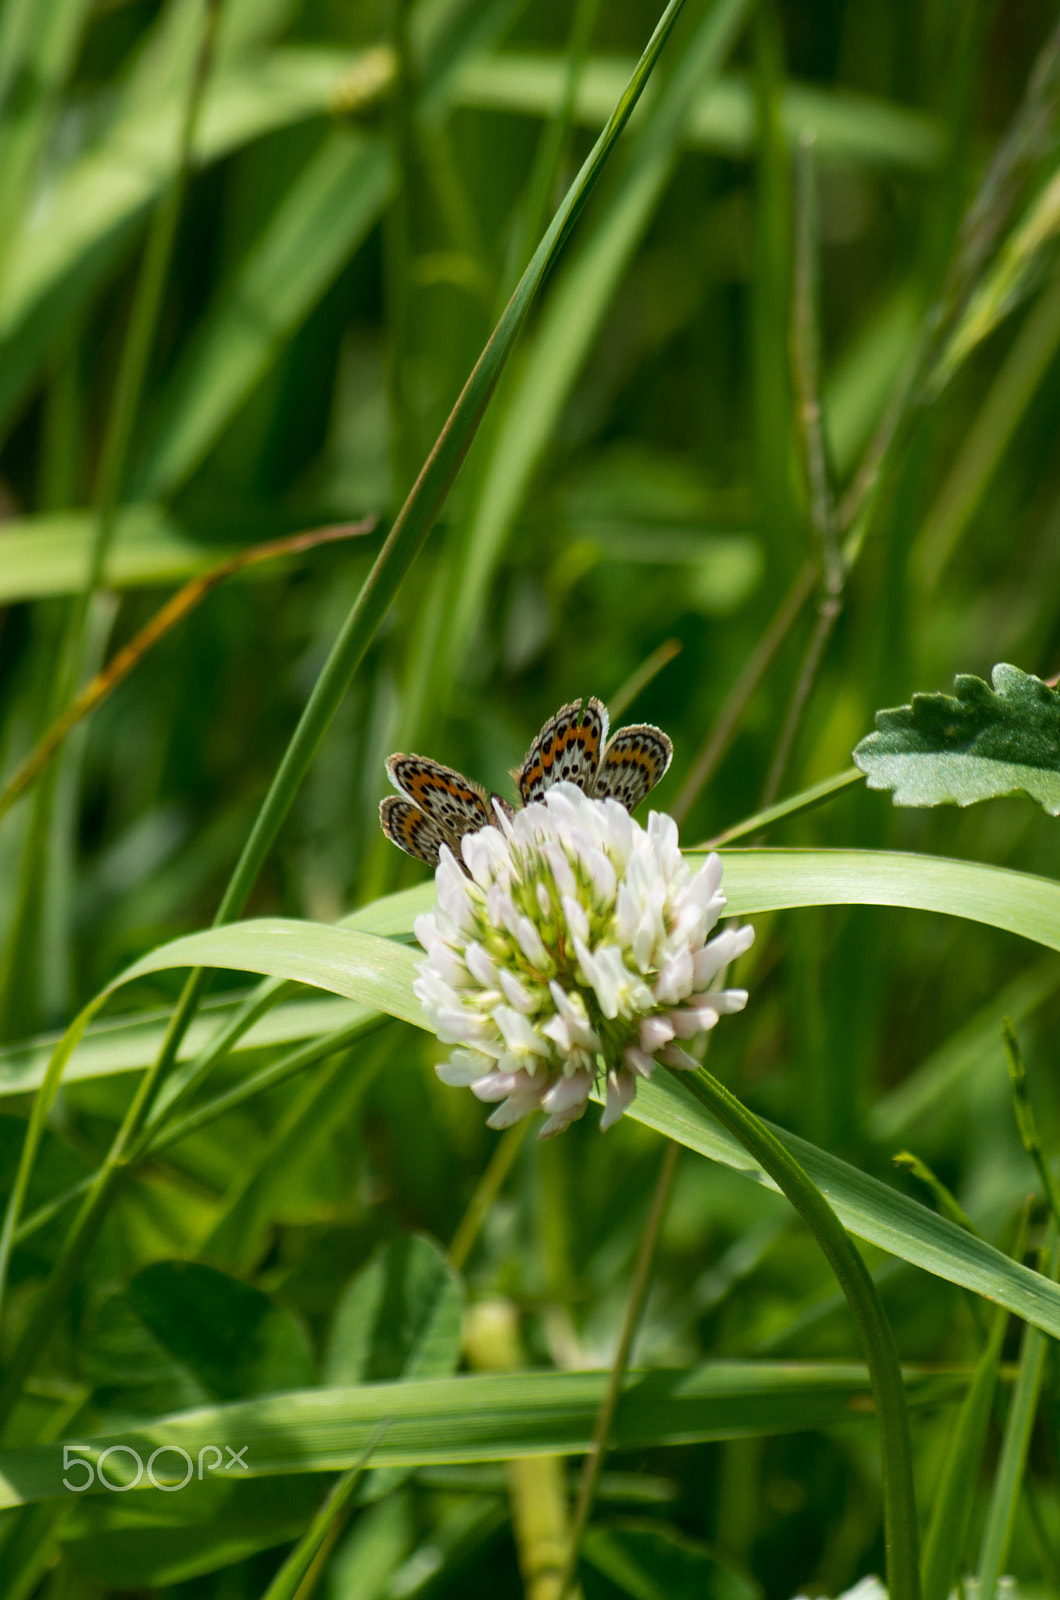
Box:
0 1363 966 1510
0 508 232 601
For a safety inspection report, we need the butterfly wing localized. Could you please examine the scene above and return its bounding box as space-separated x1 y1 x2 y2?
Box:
593 725 673 813
517 697 610 805
384 754 491 865
379 795 452 867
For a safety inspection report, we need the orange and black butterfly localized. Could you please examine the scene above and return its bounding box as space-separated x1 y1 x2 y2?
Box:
380 698 672 868
382 700 672 876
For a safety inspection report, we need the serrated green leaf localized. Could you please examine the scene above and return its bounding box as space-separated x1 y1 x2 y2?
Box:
0 1362 963 1508
853 663 1060 814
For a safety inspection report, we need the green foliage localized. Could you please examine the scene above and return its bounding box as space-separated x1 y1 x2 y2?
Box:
3 0 1060 1595
854 665 1060 815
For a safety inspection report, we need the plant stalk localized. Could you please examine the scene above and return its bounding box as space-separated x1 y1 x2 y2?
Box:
676 1064 921 1600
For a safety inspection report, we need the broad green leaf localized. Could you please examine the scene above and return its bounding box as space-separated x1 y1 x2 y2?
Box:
132 130 391 499
582 1519 758 1600
853 664 1060 815
452 55 944 170
325 1235 463 1385
325 1235 463 1501
81 1261 314 1421
326 1494 415 1600
0 1362 962 1508
133 1261 312 1400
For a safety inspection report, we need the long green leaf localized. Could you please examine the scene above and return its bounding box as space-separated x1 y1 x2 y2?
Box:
0 1363 962 1510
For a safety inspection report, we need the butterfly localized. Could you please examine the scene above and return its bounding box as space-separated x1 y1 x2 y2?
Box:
380 697 672 868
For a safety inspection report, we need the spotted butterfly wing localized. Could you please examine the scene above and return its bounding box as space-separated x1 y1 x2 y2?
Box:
517 697 609 805
381 754 491 866
379 796 452 868
593 725 672 813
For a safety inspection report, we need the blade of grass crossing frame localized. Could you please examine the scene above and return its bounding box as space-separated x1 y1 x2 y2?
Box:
0 1364 966 1511
0 0 693 1412
445 0 752 686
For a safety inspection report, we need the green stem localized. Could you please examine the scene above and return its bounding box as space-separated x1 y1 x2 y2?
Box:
448 1120 530 1273
677 1065 921 1600
558 1140 679 1599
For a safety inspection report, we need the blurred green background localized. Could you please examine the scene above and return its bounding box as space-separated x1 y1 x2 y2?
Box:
3 0 1060 1595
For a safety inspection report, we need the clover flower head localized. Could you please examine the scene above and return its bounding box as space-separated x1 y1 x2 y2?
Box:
413 782 753 1138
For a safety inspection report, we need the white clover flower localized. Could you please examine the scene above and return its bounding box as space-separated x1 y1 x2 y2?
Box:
413 782 753 1139
790 1580 1024 1600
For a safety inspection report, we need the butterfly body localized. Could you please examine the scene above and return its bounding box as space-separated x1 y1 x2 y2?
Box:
381 698 672 868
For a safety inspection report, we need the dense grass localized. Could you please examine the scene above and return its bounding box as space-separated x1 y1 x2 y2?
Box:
2 1 1060 1596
